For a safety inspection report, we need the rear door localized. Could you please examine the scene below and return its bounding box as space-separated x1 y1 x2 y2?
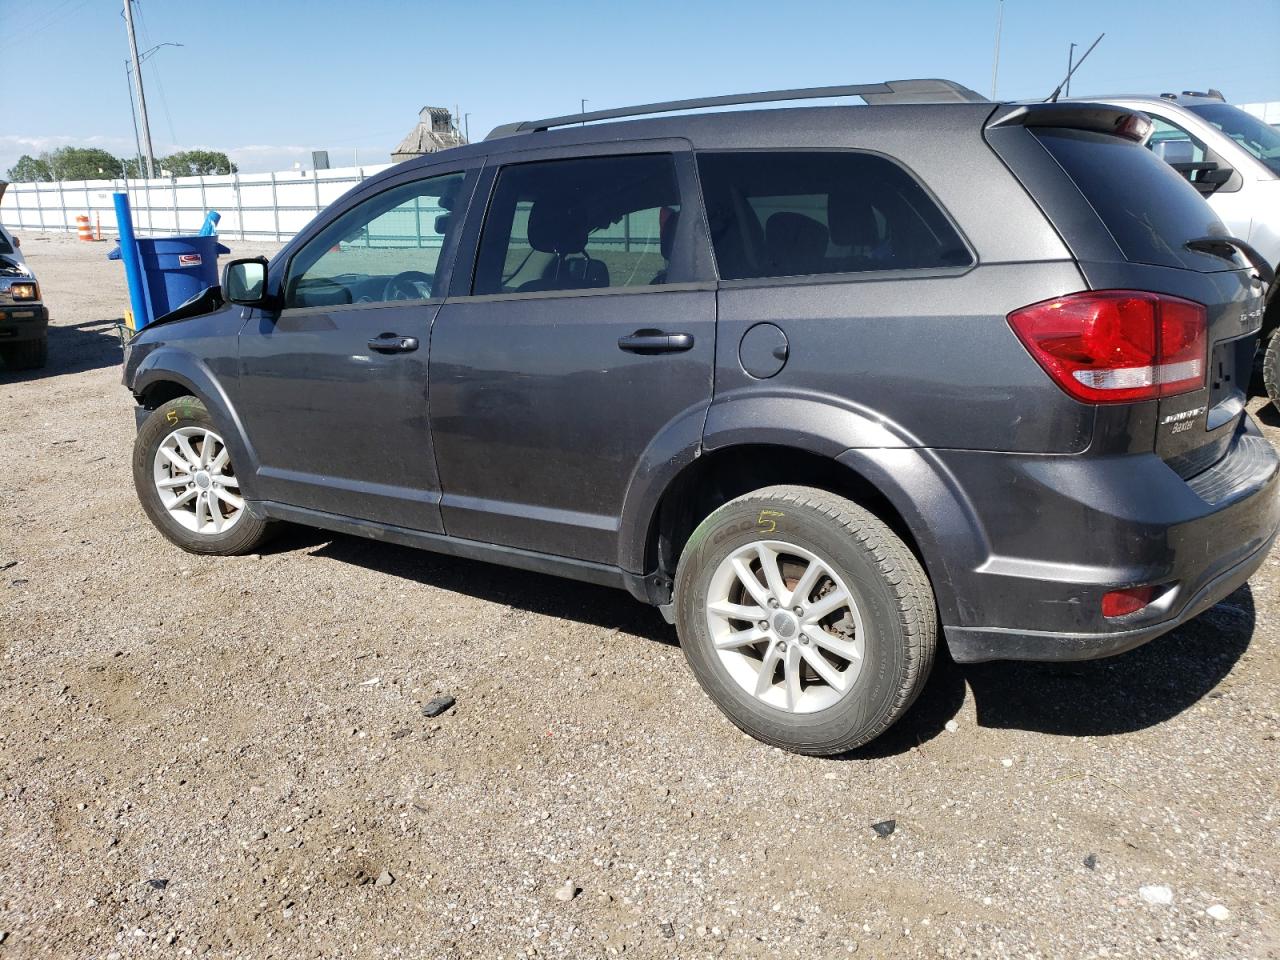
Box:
428 143 716 565
989 109 1268 475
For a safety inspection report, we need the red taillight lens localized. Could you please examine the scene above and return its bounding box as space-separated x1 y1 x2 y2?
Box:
1102 586 1156 618
1008 290 1207 403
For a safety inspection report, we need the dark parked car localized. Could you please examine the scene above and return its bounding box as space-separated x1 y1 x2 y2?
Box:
0 185 48 371
123 80 1279 755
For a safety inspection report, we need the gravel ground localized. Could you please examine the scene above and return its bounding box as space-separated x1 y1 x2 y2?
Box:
1 234 1277 959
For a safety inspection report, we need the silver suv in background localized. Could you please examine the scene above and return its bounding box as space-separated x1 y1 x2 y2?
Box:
1076 92 1280 401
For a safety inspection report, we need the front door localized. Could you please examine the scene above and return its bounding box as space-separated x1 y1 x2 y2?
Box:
237 169 472 530
429 149 716 565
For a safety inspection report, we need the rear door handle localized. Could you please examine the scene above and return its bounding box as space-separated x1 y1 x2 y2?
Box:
368 333 419 353
618 329 695 354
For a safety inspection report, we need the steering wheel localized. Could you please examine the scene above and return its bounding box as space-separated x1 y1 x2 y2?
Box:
382 270 434 302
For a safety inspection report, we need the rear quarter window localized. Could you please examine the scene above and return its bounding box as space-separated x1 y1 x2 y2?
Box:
1032 127 1226 272
695 151 972 281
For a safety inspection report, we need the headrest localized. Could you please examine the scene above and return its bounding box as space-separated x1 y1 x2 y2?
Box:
659 208 679 260
528 199 588 255
765 212 828 267
828 189 881 248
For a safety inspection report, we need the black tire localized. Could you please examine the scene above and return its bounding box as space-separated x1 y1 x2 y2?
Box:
1264 330 1280 413
132 396 273 555
674 485 936 756
1 337 48 370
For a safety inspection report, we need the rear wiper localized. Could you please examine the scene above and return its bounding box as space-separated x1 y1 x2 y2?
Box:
1185 235 1276 285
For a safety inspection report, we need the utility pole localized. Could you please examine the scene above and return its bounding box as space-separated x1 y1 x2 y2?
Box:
124 61 144 180
123 0 155 179
1065 42 1077 97
990 0 1004 100
464 113 471 143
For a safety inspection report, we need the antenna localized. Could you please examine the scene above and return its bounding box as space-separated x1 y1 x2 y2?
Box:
1047 33 1104 102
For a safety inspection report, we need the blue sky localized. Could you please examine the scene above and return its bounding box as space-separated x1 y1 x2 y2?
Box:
2 0 1277 177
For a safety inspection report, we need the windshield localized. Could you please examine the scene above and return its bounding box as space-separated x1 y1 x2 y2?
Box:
1186 103 1280 176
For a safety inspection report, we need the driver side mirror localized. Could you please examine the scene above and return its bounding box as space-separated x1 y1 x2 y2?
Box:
223 256 273 306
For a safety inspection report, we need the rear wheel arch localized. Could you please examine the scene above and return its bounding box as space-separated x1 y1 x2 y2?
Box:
641 444 934 595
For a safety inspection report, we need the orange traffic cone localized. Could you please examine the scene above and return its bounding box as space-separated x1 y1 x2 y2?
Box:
76 215 93 241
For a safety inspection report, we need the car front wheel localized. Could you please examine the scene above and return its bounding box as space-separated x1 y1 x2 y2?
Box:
674 485 936 755
132 397 273 555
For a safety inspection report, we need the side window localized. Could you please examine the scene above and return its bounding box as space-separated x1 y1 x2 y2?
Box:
473 154 681 296
1147 116 1206 167
695 151 971 281
285 171 466 309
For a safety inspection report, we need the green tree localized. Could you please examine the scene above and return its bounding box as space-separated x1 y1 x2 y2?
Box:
5 154 53 182
160 150 237 177
40 147 125 180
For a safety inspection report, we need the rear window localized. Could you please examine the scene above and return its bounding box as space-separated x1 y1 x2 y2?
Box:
1033 127 1226 272
0 231 13 255
696 151 972 281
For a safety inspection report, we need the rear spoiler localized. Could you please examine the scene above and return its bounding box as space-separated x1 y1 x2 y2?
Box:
988 102 1153 144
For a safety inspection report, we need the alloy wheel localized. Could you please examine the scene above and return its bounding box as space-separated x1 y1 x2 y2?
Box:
704 540 865 713
152 426 244 535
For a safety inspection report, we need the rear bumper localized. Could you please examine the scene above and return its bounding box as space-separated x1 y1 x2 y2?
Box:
0 304 48 343
933 415 1280 663
945 523 1276 661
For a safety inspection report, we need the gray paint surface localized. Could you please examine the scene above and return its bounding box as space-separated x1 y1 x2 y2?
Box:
122 98 1280 663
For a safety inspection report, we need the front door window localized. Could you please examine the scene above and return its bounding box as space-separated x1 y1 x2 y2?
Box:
285 172 467 308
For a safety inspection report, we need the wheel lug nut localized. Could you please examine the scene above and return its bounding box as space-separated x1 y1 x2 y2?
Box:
758 621 768 631
793 606 803 615
768 598 779 608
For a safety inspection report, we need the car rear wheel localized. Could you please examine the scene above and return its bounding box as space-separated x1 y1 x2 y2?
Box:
133 397 273 555
1264 329 1280 412
674 485 936 755
1 337 47 370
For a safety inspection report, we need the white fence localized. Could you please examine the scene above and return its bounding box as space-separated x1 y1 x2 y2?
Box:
0 164 394 242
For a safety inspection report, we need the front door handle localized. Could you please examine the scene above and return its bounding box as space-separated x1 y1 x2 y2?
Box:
368 333 419 353
618 329 695 354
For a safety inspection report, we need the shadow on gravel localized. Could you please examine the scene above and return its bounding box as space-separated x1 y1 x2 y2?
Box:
0 317 124 381
1255 402 1280 427
305 533 677 644
963 585 1255 737
267 530 1255 752
839 647 969 760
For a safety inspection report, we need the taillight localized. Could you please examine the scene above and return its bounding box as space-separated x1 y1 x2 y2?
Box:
1007 290 1207 404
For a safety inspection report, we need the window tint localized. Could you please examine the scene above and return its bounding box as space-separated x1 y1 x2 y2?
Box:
1033 128 1225 272
286 171 466 309
695 151 971 281
1187 102 1280 176
473 154 681 296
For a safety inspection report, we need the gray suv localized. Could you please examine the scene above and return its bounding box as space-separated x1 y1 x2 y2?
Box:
122 80 1279 755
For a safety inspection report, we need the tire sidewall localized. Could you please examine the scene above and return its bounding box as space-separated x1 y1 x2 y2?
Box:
675 495 908 752
133 398 260 554
1264 331 1280 411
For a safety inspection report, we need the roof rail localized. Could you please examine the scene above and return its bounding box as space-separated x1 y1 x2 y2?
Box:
485 78 988 140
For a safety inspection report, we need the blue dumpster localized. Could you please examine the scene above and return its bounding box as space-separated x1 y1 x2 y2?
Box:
109 234 230 324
